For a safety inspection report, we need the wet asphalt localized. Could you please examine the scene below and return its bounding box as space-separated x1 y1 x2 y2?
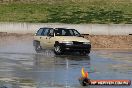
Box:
0 37 132 88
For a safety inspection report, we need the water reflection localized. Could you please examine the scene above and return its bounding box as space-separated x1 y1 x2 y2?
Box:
33 54 91 68
1 50 132 88
0 52 91 88
32 54 91 87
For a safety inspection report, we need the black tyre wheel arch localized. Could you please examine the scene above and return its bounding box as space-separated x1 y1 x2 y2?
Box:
33 40 42 52
54 41 63 55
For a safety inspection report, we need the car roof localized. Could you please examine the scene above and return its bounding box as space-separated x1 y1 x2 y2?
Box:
39 27 75 30
55 28 75 30
40 27 53 29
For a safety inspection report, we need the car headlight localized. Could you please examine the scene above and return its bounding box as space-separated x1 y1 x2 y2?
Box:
83 42 91 44
61 41 73 44
62 41 73 44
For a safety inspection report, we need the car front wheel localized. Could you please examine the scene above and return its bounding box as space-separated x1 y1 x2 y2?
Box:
54 45 63 55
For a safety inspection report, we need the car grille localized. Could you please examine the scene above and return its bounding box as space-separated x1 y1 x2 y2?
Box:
73 41 83 45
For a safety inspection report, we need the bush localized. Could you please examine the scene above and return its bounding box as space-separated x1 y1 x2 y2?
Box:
47 7 125 24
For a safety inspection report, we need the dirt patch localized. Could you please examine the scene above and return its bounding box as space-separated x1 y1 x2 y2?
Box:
0 33 33 40
0 33 33 46
0 33 132 49
83 35 132 49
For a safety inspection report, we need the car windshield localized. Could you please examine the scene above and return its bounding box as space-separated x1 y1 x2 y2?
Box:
55 29 81 36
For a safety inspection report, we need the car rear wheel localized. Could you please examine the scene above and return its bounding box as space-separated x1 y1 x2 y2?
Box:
54 45 63 55
34 41 42 53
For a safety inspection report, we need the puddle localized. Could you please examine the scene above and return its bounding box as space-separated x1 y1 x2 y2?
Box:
0 37 131 88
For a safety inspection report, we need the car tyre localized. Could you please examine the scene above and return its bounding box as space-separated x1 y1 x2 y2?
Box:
34 41 42 53
54 45 63 55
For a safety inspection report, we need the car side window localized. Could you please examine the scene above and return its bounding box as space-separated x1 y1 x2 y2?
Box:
42 29 49 36
73 30 80 36
62 30 66 35
48 29 54 36
36 29 43 36
69 29 74 36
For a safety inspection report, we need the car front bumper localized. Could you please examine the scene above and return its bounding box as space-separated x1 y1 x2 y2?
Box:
60 43 91 52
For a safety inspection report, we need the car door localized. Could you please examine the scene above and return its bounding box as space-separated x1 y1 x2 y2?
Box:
46 29 55 49
39 28 50 49
34 28 43 41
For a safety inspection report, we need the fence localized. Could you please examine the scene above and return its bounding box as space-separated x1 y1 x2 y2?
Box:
0 22 132 35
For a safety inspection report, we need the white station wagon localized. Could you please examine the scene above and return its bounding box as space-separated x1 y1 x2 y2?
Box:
33 27 91 55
